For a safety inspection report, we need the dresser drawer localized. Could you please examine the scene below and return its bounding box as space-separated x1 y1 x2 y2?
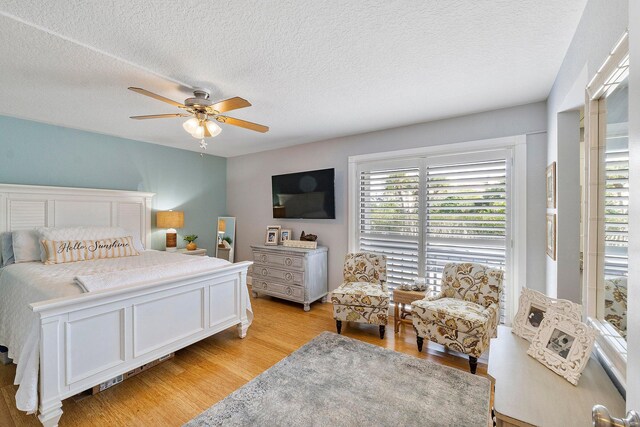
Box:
254 265 304 285
254 280 304 301
253 251 305 271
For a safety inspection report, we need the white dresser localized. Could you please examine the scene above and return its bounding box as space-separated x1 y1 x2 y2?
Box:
250 245 328 311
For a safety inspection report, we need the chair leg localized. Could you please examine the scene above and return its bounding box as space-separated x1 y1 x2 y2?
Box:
416 336 424 352
379 325 385 339
469 356 478 374
336 320 342 334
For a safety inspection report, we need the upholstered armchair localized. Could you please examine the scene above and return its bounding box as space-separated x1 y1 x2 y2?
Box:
412 262 504 373
330 252 389 339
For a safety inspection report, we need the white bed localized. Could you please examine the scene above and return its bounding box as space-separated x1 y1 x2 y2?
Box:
0 184 253 427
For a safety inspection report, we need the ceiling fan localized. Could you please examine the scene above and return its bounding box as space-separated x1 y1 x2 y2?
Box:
128 87 269 148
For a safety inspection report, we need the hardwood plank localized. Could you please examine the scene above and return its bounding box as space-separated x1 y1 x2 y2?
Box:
0 294 489 426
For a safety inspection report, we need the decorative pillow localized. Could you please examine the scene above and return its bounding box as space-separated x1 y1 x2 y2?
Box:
41 236 140 265
12 230 42 263
1 232 15 267
36 226 144 261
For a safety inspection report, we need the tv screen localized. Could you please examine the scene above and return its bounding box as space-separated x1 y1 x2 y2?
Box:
272 168 335 219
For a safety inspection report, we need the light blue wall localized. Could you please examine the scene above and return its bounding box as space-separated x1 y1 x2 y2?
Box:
0 115 226 255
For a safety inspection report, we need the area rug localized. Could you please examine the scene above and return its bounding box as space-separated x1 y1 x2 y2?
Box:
185 332 491 427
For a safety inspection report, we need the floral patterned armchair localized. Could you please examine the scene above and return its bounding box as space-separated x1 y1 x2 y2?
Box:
330 252 389 339
412 262 503 373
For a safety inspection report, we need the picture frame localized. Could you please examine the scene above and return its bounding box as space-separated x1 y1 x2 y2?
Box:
280 229 291 243
546 214 556 260
527 311 597 385
265 225 281 246
546 161 556 208
512 288 582 341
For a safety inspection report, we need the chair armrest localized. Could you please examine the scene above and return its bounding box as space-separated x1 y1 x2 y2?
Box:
483 303 500 326
424 290 445 302
380 280 388 293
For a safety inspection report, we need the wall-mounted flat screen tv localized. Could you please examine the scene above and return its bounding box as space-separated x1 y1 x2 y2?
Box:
272 168 335 219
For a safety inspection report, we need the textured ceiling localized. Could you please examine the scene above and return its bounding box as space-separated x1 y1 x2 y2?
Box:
0 1 586 157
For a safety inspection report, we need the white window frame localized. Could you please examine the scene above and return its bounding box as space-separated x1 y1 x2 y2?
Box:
348 135 527 325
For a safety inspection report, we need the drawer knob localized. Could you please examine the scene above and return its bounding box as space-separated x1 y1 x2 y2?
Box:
262 282 268 289
285 272 293 281
262 268 268 276
286 287 293 296
285 257 293 266
261 254 267 262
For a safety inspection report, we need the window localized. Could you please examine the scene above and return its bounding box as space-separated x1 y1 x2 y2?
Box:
358 165 420 286
350 138 525 324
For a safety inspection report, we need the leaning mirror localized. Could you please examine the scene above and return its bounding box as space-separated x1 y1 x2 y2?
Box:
216 217 236 262
583 32 628 383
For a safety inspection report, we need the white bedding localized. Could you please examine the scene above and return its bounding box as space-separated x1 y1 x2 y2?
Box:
0 250 252 413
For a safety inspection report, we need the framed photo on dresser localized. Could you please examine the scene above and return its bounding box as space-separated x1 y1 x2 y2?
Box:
265 225 281 245
512 288 582 342
280 229 291 243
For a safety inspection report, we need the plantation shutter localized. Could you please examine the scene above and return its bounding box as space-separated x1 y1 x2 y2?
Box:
423 152 510 320
604 144 629 278
354 149 512 322
357 162 420 289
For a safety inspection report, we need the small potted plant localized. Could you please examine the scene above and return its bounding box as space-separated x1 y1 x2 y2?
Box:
184 234 198 251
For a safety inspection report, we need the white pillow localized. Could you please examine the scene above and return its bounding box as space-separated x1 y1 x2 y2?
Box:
12 230 42 263
35 226 144 261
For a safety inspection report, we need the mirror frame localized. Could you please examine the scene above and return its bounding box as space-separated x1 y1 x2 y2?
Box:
583 31 628 388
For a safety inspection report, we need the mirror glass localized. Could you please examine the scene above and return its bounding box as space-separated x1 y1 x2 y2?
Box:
599 71 628 341
216 217 236 263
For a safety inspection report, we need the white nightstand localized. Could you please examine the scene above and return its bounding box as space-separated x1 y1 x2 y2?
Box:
177 248 207 256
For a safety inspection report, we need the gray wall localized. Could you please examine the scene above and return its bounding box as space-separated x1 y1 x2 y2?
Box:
545 0 628 301
0 115 227 255
228 102 547 292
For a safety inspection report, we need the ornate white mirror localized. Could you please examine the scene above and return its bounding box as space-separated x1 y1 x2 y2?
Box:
216 217 236 262
584 32 628 386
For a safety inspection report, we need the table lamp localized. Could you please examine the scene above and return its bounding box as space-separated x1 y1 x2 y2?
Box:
157 210 184 251
218 218 226 247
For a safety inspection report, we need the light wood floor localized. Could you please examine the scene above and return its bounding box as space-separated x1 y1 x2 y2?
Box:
0 294 489 426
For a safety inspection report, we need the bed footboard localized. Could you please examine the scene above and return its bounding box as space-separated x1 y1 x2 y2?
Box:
31 261 252 427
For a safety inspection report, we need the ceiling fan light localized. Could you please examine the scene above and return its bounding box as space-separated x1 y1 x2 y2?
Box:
205 120 222 138
192 125 205 139
182 117 199 134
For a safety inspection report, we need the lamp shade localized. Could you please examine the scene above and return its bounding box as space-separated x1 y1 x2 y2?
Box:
218 219 226 233
157 211 184 229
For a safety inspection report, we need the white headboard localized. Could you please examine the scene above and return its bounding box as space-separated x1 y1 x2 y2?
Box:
0 184 155 248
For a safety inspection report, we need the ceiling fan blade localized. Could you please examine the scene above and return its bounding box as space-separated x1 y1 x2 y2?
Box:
211 97 252 113
216 115 269 133
130 113 190 120
128 87 185 108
